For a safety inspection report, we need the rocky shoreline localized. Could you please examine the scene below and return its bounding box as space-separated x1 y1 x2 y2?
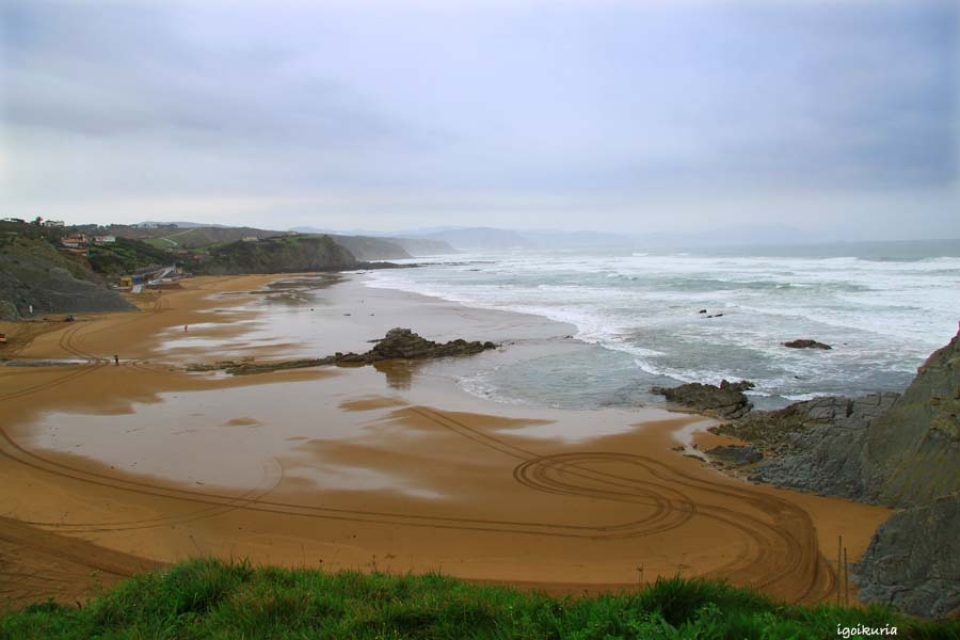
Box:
653 330 960 619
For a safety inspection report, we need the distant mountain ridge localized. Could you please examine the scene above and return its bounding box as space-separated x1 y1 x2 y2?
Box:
126 221 959 255
291 228 457 257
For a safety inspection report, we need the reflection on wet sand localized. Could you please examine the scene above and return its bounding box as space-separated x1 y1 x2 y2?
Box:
0 273 892 611
373 359 424 390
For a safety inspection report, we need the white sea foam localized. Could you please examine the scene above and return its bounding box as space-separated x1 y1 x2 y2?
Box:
366 246 960 409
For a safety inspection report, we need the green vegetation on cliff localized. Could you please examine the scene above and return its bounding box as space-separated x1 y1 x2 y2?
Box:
75 224 285 250
199 235 357 275
4 559 954 640
86 237 173 275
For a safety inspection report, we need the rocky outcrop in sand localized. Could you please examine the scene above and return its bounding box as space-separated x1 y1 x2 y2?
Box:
330 327 497 364
651 379 754 419
712 393 899 500
192 328 497 375
704 445 762 467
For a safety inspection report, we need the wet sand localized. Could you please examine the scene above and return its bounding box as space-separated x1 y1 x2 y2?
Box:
0 274 890 611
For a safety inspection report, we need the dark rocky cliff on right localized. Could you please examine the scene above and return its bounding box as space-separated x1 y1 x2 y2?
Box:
709 328 960 619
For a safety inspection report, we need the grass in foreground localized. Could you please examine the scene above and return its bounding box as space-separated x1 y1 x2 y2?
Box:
2 558 957 639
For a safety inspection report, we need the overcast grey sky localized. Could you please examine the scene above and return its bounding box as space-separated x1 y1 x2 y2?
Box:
2 0 958 239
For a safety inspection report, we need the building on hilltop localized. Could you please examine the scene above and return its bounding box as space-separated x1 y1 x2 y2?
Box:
61 234 87 248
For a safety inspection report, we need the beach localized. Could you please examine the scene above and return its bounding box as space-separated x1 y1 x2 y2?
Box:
0 274 891 611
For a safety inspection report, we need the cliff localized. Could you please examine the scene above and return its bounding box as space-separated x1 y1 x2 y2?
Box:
708 329 960 618
329 235 413 261
856 330 960 618
861 330 960 507
199 235 357 275
0 236 135 320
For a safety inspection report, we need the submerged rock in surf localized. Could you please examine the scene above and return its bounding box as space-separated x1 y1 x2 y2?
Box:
783 339 832 350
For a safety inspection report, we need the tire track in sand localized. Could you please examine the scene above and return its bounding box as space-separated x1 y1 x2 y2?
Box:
412 408 835 603
1 346 834 603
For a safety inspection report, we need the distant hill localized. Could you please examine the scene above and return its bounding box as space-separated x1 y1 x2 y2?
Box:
83 225 286 250
92 223 458 259
389 237 458 256
519 229 637 250
292 227 457 257
328 235 412 261
406 227 534 252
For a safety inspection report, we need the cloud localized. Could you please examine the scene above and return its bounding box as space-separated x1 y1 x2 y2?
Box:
1 0 957 235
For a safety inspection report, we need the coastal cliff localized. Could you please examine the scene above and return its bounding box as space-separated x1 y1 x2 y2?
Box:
199 235 358 275
861 329 960 507
0 236 135 319
706 329 960 618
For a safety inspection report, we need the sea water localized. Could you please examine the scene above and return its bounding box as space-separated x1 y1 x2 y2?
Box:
365 241 960 411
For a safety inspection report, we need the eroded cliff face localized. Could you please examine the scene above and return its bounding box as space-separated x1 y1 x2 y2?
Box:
741 394 899 501
858 496 960 619
856 330 960 618
862 330 960 507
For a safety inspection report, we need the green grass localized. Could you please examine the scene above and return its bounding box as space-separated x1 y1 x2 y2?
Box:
2 559 957 639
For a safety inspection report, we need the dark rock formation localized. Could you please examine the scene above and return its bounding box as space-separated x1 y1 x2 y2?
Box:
783 339 832 350
651 379 754 419
711 393 899 499
710 329 960 618
194 328 497 375
704 445 762 467
856 496 960 619
861 330 960 508
330 328 496 363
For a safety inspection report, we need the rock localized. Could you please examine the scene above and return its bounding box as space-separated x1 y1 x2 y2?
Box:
856 496 960 619
211 328 497 375
862 329 960 508
712 393 898 461
367 328 495 361
704 445 762 467
736 394 899 501
651 379 754 419
0 300 19 321
709 327 960 618
783 339 832 350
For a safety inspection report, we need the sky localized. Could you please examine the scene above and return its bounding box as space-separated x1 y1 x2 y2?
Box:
1 0 958 240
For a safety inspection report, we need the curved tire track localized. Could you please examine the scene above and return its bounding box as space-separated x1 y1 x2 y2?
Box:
2 340 835 603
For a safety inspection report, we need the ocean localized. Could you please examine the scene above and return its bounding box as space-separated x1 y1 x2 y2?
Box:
365 240 960 411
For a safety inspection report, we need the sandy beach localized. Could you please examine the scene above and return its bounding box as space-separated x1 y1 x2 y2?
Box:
0 274 891 611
